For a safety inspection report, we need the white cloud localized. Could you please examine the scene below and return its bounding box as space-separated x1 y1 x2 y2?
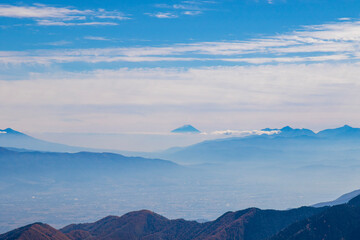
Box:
147 12 178 18
153 0 214 18
0 4 88 19
183 11 202 15
0 4 129 26
338 17 351 21
221 54 350 64
84 36 111 41
209 129 280 136
36 20 118 26
173 4 190 9
95 9 130 20
45 40 72 46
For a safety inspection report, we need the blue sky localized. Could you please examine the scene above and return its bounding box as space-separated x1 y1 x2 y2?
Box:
1 0 360 150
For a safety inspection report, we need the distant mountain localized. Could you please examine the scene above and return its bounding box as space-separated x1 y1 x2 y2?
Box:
317 124 360 138
0 147 180 183
262 126 316 138
0 148 184 234
313 189 360 207
0 128 25 135
1 204 325 240
2 125 359 157
0 128 94 153
271 194 360 240
171 125 201 133
157 125 360 163
262 125 360 139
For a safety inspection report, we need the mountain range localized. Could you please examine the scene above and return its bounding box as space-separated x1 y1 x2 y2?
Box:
155 125 360 164
2 125 360 160
1 193 360 240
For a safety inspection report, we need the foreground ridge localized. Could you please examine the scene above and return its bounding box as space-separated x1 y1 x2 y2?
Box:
2 193 360 240
0 205 325 240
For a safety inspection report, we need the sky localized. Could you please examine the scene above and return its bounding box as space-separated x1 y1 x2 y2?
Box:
1 0 360 150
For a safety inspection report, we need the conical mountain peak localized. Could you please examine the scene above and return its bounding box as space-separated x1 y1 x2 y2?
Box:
171 125 201 133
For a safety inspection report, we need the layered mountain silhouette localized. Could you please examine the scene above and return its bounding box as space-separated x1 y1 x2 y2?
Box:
2 126 359 159
2 125 360 236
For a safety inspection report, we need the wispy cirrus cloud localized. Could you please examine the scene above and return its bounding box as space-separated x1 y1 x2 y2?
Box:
0 4 88 19
145 12 178 19
0 4 129 26
338 17 351 21
148 0 217 18
206 129 280 136
36 20 118 26
1 19 360 65
84 36 111 41
45 40 72 46
183 11 202 16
